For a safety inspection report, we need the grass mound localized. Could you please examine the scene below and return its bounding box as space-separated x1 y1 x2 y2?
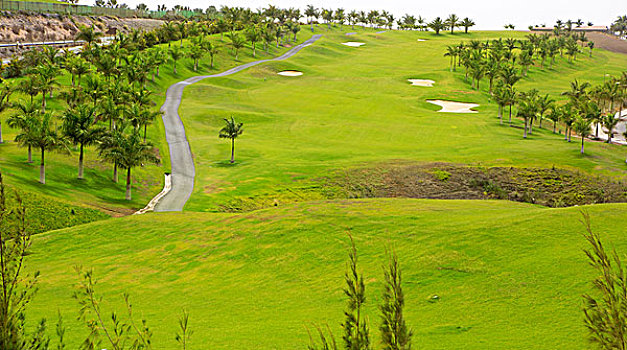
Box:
26 199 627 348
4 185 109 234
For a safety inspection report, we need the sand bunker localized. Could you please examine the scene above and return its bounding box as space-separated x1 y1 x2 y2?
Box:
408 79 435 87
427 100 479 113
277 70 303 77
342 42 366 47
417 39 427 42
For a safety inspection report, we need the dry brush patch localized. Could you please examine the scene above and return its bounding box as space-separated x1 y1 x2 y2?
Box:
325 162 627 208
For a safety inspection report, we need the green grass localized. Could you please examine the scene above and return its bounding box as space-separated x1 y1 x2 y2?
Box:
27 199 627 349
178 27 627 212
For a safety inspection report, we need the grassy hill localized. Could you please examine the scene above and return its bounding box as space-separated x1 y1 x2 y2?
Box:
27 199 627 349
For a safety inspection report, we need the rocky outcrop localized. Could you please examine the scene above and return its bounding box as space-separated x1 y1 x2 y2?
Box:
0 13 163 57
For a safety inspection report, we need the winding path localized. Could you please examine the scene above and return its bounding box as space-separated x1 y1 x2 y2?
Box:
153 34 323 212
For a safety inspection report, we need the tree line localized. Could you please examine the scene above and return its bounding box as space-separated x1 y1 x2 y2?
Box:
444 30 627 159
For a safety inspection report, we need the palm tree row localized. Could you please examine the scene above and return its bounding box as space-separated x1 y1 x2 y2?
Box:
611 15 627 38
445 30 594 98
496 74 627 157
1 26 162 200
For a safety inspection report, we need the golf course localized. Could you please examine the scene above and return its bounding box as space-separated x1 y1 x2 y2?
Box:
1 6 627 349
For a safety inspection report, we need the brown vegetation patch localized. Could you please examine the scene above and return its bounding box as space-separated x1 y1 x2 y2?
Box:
586 32 627 55
326 163 627 207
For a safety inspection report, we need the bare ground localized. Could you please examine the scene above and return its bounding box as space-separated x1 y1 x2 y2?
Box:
587 32 627 55
325 162 627 207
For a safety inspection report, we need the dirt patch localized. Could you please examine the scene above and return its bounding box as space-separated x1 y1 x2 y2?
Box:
326 163 627 207
586 32 627 55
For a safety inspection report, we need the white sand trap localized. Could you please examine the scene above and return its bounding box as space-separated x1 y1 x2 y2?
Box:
277 70 303 77
342 42 366 47
417 39 427 42
427 100 479 113
408 79 435 87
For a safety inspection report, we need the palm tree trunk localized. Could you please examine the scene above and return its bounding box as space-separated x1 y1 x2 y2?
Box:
39 147 45 184
113 163 118 183
581 137 585 154
553 121 557 133
125 167 132 200
509 105 512 125
498 105 503 124
78 143 84 179
523 119 528 138
28 146 33 163
0 122 3 143
42 94 47 112
230 138 235 163
144 124 148 142
595 123 599 138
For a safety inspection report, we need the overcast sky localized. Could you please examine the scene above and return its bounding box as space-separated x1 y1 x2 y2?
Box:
85 0 626 30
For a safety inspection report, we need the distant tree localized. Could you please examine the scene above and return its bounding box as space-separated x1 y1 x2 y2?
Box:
7 103 38 163
428 17 446 34
219 116 244 163
460 17 476 33
601 114 620 143
446 14 460 34
75 25 103 46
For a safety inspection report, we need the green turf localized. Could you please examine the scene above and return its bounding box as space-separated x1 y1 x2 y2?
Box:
177 26 627 212
26 199 627 349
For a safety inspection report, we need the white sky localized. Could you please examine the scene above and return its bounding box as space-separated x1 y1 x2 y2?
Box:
81 0 626 30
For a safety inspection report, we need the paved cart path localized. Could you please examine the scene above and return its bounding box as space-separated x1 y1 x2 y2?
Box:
153 34 323 212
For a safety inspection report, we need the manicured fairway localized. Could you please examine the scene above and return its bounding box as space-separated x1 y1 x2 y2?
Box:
27 199 627 349
178 27 627 212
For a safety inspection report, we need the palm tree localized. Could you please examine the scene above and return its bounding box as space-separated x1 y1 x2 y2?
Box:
188 44 204 71
108 130 159 200
493 82 509 124
460 18 475 33
601 114 619 143
444 46 458 72
546 105 563 133
517 91 539 138
518 51 533 77
19 75 39 105
207 43 219 69
75 25 103 46
28 112 69 184
0 83 13 144
34 64 60 112
169 47 183 74
126 103 160 142
219 116 244 163
535 94 555 129
305 5 318 31
62 105 106 179
227 33 246 60
446 14 459 34
428 17 447 35
499 65 521 87
245 25 261 57
573 116 591 154
7 102 38 163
